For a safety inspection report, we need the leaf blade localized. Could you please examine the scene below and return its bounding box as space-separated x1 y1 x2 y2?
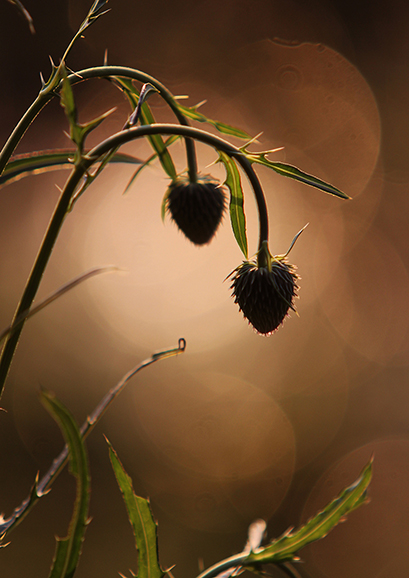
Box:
175 102 251 140
108 439 164 578
0 150 141 188
218 150 248 258
41 391 90 578
246 459 373 564
114 77 177 180
242 149 349 200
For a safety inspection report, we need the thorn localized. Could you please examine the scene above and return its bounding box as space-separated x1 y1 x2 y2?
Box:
194 99 207 109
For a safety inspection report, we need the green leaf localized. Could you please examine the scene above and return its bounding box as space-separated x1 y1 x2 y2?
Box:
59 64 79 147
41 391 90 578
60 63 116 161
217 150 248 258
246 459 373 564
241 148 350 200
107 439 165 578
0 149 142 188
113 77 177 180
175 102 251 140
139 102 177 180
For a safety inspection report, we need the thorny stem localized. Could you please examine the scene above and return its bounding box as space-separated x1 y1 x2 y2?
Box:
72 66 199 182
0 124 268 399
0 65 198 182
0 339 186 536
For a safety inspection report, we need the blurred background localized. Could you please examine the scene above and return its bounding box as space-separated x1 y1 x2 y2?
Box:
0 0 408 576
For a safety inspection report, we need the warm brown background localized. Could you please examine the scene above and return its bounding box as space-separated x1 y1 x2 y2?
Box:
0 1 408 577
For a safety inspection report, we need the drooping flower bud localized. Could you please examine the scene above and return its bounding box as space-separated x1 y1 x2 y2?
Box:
165 175 226 245
229 247 299 335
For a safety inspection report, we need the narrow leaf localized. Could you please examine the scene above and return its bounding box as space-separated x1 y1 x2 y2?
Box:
113 77 177 180
139 102 177 180
242 149 349 200
60 64 116 159
74 106 117 147
107 440 164 578
217 151 248 258
41 391 90 578
0 150 141 188
59 64 80 151
246 459 372 564
176 103 251 140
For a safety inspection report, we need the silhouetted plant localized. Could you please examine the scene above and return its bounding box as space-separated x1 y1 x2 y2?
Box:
0 2 370 577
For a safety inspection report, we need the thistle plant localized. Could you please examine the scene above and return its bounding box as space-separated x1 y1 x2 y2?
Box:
0 2 371 577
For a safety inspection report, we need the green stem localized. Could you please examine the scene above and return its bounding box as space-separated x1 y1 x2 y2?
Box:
0 92 51 175
0 339 185 537
85 124 269 245
0 65 199 182
0 124 268 399
72 66 198 182
0 163 84 396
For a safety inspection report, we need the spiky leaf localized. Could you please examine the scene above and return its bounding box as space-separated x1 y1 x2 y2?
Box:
0 150 141 188
114 77 177 180
107 439 164 578
41 391 90 578
175 102 251 140
241 148 349 200
218 150 248 257
246 459 372 564
60 63 115 161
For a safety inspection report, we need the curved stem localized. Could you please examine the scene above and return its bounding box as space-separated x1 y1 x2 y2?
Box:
0 92 51 175
86 124 269 245
85 66 198 180
0 65 198 182
0 123 268 399
72 66 198 182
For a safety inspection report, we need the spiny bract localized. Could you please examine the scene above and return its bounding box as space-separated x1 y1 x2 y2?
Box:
165 175 226 245
229 258 299 335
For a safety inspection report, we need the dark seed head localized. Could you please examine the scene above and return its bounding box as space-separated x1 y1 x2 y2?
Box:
165 175 226 245
229 258 299 335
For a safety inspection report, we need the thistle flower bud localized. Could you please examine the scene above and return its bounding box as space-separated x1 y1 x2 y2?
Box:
229 256 299 335
165 175 226 245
